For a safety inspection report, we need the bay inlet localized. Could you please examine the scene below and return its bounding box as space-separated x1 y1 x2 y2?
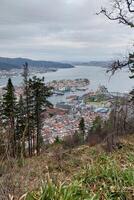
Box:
0 65 133 104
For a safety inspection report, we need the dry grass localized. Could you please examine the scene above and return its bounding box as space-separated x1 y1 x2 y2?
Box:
0 135 134 199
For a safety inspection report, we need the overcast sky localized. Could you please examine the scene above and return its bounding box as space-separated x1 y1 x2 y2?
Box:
0 0 133 61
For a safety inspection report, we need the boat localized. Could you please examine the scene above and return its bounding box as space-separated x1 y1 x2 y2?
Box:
76 88 88 91
53 91 64 96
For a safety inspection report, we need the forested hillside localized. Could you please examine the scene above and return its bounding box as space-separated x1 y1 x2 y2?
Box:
0 57 74 70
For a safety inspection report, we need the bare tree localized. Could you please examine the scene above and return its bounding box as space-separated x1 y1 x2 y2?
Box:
97 0 134 73
98 0 134 27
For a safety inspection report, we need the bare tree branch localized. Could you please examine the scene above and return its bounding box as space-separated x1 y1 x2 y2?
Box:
97 0 134 75
97 0 134 28
106 60 130 76
126 0 134 12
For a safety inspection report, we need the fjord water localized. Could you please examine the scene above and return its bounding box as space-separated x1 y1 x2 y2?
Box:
46 65 133 104
0 65 133 92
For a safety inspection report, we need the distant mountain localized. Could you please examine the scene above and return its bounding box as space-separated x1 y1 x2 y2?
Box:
71 61 113 68
0 57 74 70
0 62 19 70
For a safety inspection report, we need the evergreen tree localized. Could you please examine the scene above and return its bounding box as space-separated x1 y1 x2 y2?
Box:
79 117 85 133
2 78 17 157
79 117 85 142
91 116 102 134
22 62 33 156
0 97 4 155
16 95 26 157
22 63 52 156
29 76 52 155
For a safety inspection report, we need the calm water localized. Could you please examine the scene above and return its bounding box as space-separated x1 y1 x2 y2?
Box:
0 66 133 104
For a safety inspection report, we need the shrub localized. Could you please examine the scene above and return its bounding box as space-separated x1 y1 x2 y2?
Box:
63 132 83 149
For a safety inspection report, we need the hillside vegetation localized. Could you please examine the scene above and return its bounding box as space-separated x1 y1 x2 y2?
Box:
0 135 134 200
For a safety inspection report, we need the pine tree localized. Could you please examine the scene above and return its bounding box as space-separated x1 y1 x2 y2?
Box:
16 95 26 157
79 117 85 133
22 62 33 156
29 76 52 155
79 117 85 142
2 78 17 157
0 97 4 155
91 116 102 134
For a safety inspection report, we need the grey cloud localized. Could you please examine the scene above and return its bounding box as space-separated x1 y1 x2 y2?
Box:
0 0 133 61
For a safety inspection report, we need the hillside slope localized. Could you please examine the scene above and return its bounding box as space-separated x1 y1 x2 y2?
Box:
0 135 134 200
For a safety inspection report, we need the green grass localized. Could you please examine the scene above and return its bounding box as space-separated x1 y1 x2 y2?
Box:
26 152 134 200
26 179 96 200
77 155 134 199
